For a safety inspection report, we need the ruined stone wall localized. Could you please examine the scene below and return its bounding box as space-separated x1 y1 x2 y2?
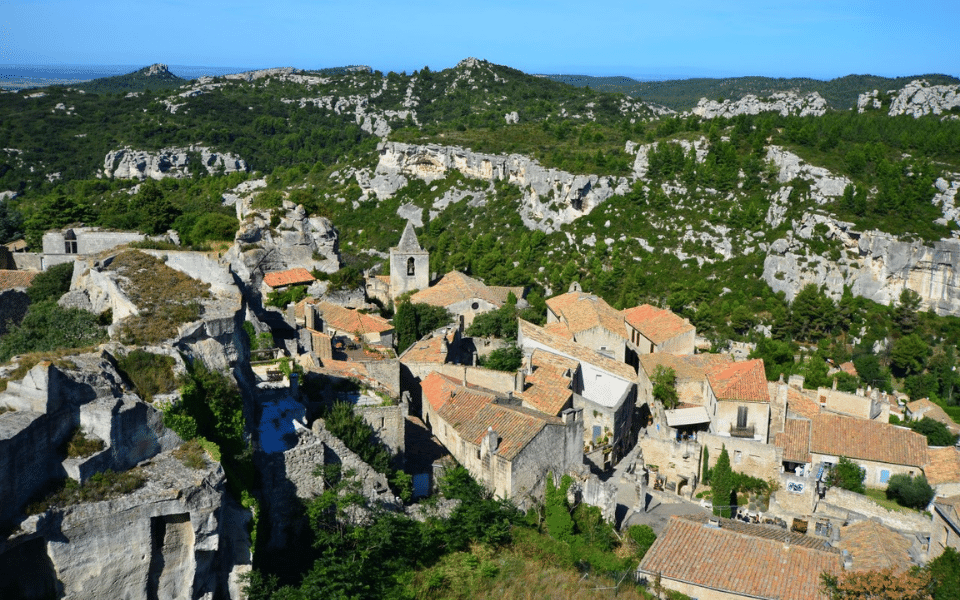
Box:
358 401 407 459
361 359 401 396
637 435 702 496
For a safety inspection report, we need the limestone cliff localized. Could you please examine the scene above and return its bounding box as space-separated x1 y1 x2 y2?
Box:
102 145 248 180
366 141 630 232
691 91 827 119
763 214 960 316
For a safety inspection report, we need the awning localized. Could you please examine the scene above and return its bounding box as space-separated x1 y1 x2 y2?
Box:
665 406 711 427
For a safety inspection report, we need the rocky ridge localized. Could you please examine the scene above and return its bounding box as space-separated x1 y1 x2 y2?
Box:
102 146 248 180
691 91 827 119
858 79 960 118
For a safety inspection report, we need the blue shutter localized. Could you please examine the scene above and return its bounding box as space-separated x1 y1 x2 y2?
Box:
880 469 890 484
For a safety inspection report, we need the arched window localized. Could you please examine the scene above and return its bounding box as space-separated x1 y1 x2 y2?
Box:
407 257 415 276
63 229 78 254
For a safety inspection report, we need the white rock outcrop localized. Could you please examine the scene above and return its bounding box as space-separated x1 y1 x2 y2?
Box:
103 146 248 180
858 80 960 118
692 91 828 119
766 145 851 203
368 141 628 232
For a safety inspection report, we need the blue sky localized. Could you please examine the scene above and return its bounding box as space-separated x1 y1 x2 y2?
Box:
2 0 957 79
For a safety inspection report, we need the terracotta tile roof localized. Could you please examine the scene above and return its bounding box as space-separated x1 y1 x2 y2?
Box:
839 521 915 573
421 371 463 412
517 350 576 416
543 322 574 339
776 418 812 463
313 301 393 335
263 267 315 288
787 387 821 419
925 447 960 486
546 291 625 338
400 334 450 364
518 319 636 381
0 269 40 290
707 359 769 403
810 414 929 468
410 271 522 309
638 513 840 600
622 304 695 345
639 353 733 382
431 383 557 461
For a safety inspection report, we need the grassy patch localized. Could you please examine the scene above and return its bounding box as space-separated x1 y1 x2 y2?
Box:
0 348 94 392
115 349 177 402
25 469 146 514
107 251 211 344
64 427 105 458
173 438 209 469
863 488 921 513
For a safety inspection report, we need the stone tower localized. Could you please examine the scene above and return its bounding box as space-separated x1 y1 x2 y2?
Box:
390 222 429 299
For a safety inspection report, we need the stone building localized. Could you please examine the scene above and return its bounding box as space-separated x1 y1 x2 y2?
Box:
41 227 145 269
546 290 632 363
780 414 930 488
298 299 394 348
931 495 960 557
622 304 696 355
410 270 525 328
420 371 583 504
389 222 429 299
518 319 637 465
638 513 841 600
707 359 772 443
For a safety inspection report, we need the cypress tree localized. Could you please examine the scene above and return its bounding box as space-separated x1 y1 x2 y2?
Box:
712 446 733 518
701 446 710 485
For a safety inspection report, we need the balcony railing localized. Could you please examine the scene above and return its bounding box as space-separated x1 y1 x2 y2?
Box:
730 424 755 438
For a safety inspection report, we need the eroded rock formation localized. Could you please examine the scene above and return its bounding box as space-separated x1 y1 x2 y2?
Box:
102 146 248 180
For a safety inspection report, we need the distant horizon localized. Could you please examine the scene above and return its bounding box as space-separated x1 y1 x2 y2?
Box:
2 61 958 86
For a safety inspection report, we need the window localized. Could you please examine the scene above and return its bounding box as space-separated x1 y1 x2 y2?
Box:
63 230 78 254
880 469 891 484
592 425 602 442
737 406 748 428
735 450 742 464
407 257 415 276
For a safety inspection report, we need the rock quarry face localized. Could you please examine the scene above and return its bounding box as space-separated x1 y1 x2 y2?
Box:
691 91 828 119
763 213 960 316
858 79 960 118
103 146 248 180
367 141 630 233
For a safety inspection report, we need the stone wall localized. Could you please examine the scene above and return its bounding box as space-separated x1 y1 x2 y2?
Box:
637 435 702 497
42 229 145 257
816 487 932 533
811 452 921 489
713 401 771 443
361 359 401 396
699 432 782 483
0 288 30 336
358 399 407 459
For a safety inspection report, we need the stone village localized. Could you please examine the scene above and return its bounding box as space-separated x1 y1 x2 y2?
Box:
0 198 959 600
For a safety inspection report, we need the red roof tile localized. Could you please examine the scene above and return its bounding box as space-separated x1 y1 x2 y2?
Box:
638 514 840 600
546 291 625 338
421 371 462 412
925 446 960 486
263 267 315 288
810 414 929 468
0 269 40 290
622 304 694 344
313 301 394 335
708 359 769 403
776 418 812 464
519 319 637 381
410 271 522 309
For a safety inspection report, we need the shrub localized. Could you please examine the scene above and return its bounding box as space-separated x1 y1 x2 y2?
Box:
115 350 176 402
27 261 74 303
627 524 656 559
482 345 522 372
0 301 107 362
173 438 209 469
885 474 934 509
264 285 307 309
64 427 105 458
26 469 146 514
827 456 866 494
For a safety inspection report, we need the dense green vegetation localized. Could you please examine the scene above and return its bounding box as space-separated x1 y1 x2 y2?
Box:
114 350 177 402
544 72 960 111
826 457 866 494
245 466 661 600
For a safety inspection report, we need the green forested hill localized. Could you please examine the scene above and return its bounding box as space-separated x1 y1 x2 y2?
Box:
543 73 960 110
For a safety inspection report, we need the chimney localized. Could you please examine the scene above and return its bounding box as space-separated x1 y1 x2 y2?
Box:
305 304 317 331
515 370 526 393
562 407 581 425
482 426 499 454
440 337 448 354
